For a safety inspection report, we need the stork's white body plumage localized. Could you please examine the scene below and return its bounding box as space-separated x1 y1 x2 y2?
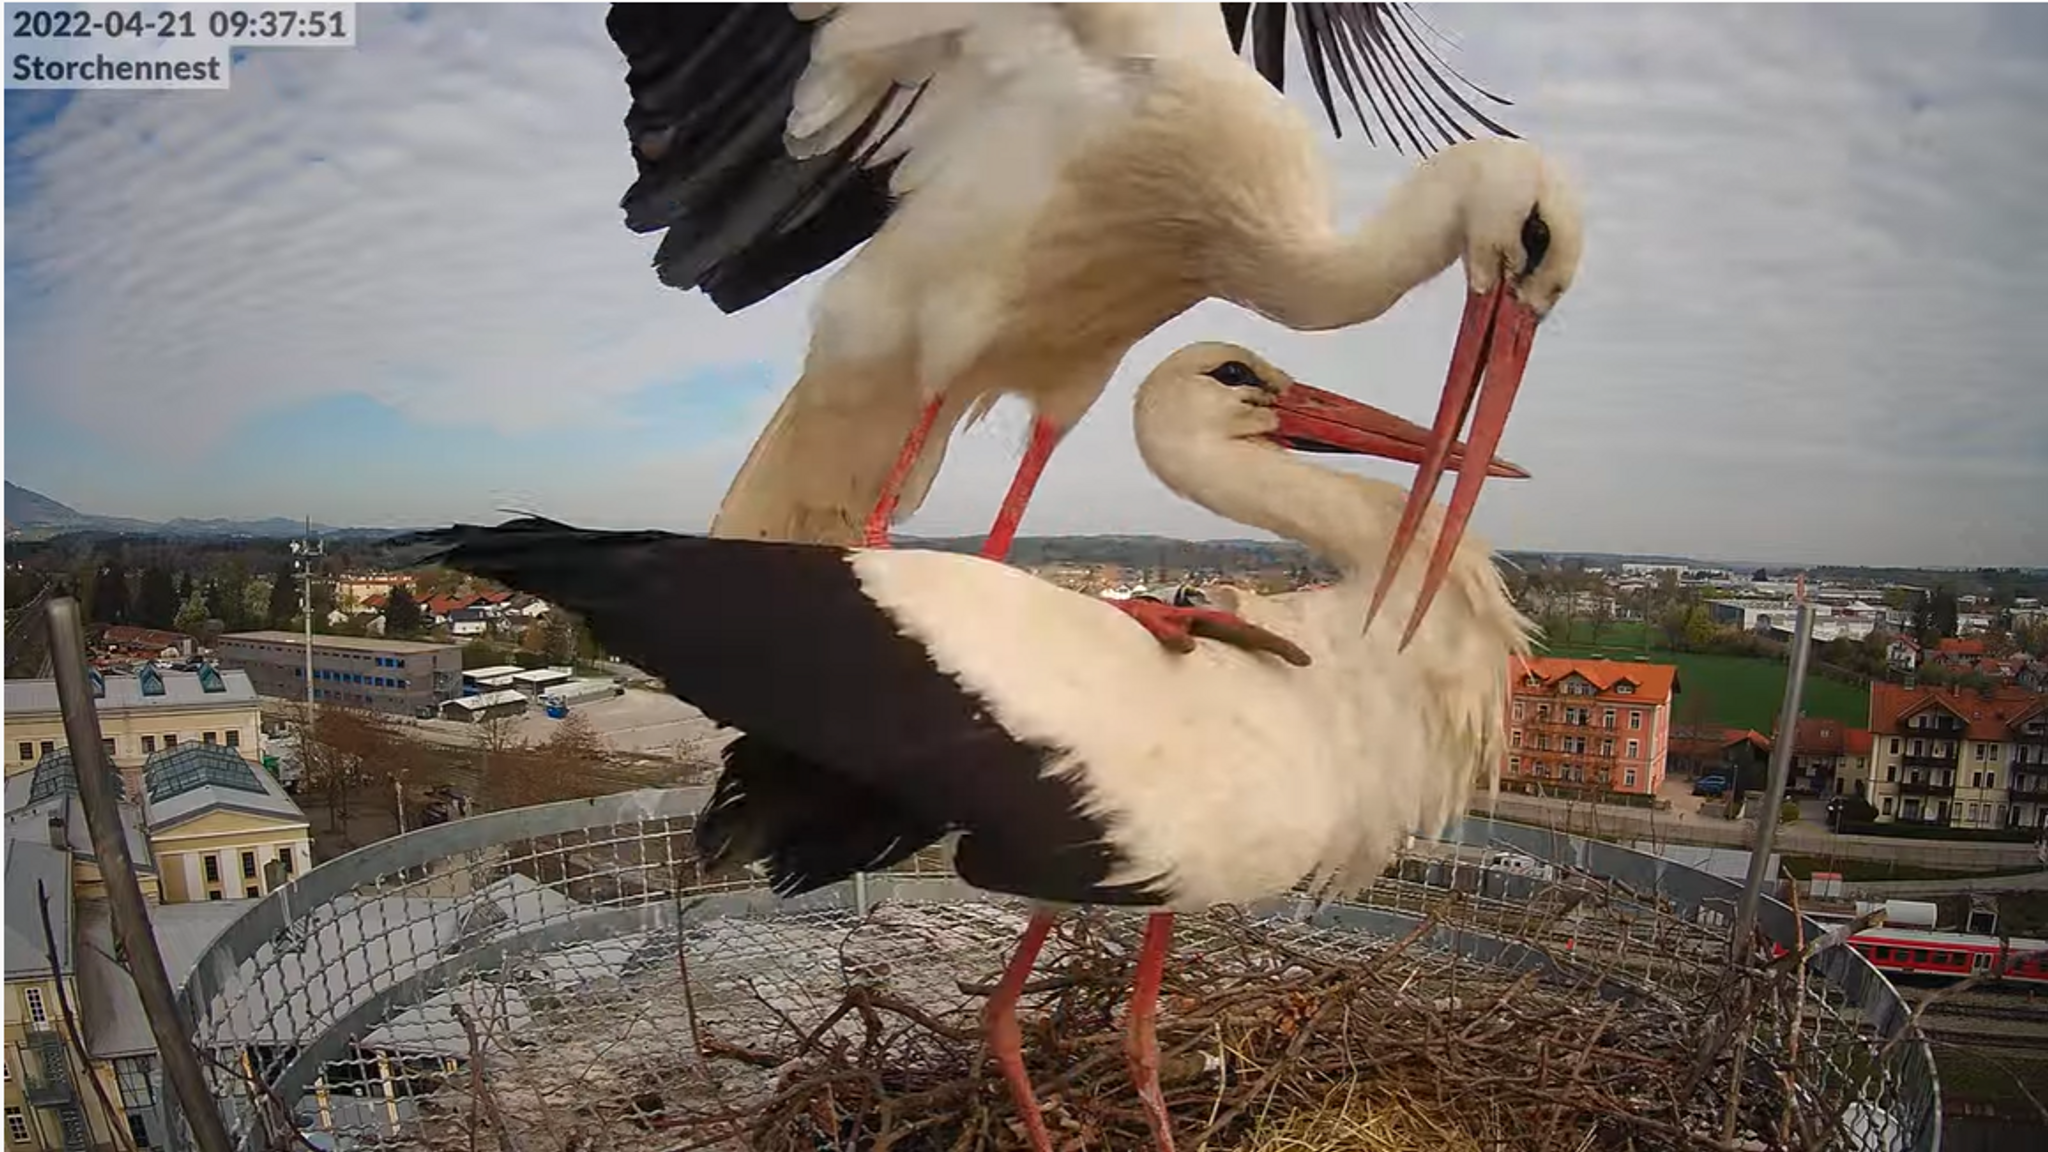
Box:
610 3 1575 575
853 457 1526 910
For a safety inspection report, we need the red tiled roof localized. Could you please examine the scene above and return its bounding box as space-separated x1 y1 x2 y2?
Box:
1937 637 1986 658
1844 727 1873 755
100 625 190 649
424 594 477 616
1671 725 1770 755
1868 682 2048 741
1789 716 1846 756
1510 656 1680 705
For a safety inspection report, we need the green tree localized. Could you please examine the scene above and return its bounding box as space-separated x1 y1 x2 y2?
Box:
384 586 424 636
135 566 179 630
90 564 131 625
202 580 228 624
266 564 298 628
541 612 576 665
173 587 209 634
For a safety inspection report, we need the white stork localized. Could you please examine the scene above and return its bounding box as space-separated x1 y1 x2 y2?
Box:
605 2 1579 646
400 342 1535 1152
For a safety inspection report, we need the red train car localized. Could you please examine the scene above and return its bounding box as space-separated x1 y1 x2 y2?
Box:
1840 927 2048 989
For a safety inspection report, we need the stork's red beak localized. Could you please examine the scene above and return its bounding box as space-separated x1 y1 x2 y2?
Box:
1365 281 1541 649
1267 382 1528 479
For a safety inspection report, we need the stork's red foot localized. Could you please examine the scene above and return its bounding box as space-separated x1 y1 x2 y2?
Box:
1112 598 1310 667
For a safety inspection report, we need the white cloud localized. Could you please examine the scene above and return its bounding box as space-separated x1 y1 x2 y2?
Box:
7 3 2046 566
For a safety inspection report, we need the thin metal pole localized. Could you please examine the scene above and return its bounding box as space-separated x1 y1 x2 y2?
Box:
1732 583 1815 961
44 597 236 1152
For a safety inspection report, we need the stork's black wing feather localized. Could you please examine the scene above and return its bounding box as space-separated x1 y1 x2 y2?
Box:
605 4 909 313
1225 2 1517 154
393 519 1169 907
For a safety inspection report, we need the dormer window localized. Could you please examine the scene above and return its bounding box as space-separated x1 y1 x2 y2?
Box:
138 662 166 697
88 668 105 699
1615 681 1636 695
198 664 225 693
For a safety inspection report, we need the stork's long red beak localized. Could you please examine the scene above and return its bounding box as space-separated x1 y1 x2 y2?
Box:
1266 382 1528 479
1364 281 1541 649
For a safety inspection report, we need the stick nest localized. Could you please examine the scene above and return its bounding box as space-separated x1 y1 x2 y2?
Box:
403 885 1905 1152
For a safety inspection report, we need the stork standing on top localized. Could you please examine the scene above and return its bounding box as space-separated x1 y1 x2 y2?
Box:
401 338 1564 1152
605 2 1579 645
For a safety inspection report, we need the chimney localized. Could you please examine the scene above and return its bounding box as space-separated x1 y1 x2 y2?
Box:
48 813 67 850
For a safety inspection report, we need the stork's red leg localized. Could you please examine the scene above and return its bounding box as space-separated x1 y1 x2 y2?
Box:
1111 598 1312 667
980 417 1063 561
864 396 947 549
1125 911 1178 1152
984 909 1058 1152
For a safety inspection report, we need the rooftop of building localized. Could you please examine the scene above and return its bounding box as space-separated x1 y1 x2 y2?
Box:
4 836 72 978
75 898 252 1058
142 743 306 830
4 663 257 715
1510 656 1681 704
219 629 459 654
1868 682 2046 740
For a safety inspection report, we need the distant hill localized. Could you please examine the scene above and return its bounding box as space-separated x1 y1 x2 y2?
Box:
4 481 395 540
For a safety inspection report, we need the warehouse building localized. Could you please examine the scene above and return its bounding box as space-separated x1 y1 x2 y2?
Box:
214 631 463 716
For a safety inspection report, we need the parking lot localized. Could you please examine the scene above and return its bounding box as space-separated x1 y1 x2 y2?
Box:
409 687 728 758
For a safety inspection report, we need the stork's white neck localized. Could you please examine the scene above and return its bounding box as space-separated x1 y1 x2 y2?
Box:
1136 430 1404 577
1216 152 1471 333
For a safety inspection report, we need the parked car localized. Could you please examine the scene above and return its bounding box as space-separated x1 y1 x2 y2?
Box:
1692 775 1729 797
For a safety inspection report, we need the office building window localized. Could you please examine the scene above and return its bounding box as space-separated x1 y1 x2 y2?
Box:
39 740 54 757
102 737 116 758
24 987 49 1025
1627 740 1641 758
1628 711 1643 730
114 1057 155 1107
279 847 295 874
203 855 220 884
128 1113 152 1148
16 741 32 761
142 735 156 754
240 851 258 879
225 730 239 748
1624 769 1637 788
208 891 222 901
164 734 178 748
203 732 217 745
245 886 261 899
8 1106 31 1144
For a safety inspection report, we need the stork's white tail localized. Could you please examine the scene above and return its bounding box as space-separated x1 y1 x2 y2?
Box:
710 362 970 546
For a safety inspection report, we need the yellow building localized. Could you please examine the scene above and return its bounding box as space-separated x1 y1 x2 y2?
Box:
140 744 310 903
5 833 248 1152
5 664 263 799
4 741 303 1151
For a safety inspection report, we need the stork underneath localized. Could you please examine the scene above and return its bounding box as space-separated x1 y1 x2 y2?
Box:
607 3 1580 643
400 343 1532 1152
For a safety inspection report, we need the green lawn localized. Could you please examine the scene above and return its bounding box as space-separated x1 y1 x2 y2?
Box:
1537 623 1868 732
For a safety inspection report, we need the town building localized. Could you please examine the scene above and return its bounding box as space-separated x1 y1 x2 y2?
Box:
1780 716 1875 798
5 665 262 799
93 626 194 664
214 630 463 716
4 739 307 1151
1668 726 1772 790
1503 657 1680 799
1862 683 2048 830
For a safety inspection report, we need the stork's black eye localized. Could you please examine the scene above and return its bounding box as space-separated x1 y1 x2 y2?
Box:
1206 360 1263 389
1519 207 1551 280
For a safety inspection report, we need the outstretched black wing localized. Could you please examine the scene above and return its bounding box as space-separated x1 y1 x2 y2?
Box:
606 4 910 312
1223 2 1516 154
395 519 1169 906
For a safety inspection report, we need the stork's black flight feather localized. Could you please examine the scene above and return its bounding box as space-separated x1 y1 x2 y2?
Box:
604 4 1514 311
394 519 1169 906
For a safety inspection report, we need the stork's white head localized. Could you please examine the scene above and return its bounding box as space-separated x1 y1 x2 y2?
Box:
1447 138 1584 316
1369 139 1584 650
1134 343 1526 481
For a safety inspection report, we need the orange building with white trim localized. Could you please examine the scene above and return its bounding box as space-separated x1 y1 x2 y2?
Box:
1503 657 1681 798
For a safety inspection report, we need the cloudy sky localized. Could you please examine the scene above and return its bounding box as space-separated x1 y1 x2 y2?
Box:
6 3 2046 567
